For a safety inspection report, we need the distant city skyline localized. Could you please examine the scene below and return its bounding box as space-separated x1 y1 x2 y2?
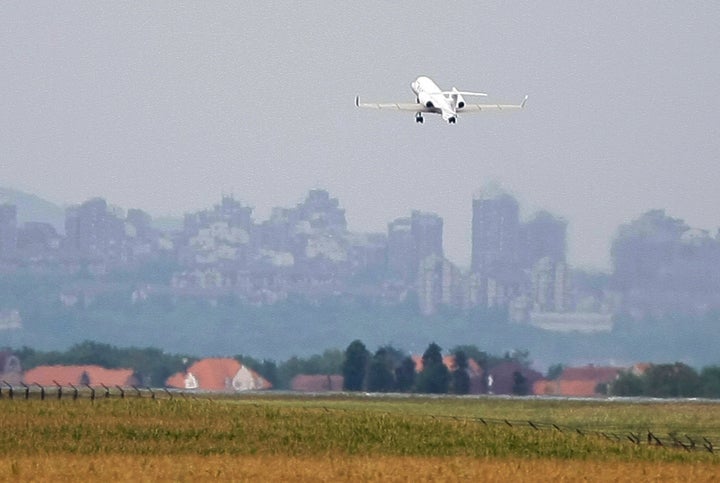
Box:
3 2 719 271
3 181 719 274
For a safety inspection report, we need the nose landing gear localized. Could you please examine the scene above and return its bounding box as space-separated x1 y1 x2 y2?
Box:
415 113 424 124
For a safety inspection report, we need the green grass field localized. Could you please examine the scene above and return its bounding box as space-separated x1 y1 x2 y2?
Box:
0 394 718 480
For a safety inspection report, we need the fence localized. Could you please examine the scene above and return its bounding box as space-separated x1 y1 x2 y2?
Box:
428 413 718 454
0 380 181 401
1 381 718 454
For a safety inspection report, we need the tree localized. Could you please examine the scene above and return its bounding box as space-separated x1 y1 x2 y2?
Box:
610 371 644 396
546 363 564 380
342 340 369 391
394 356 416 392
451 350 470 395
416 343 449 394
642 363 700 398
422 342 443 367
511 371 528 396
700 366 720 398
450 344 488 368
366 348 395 392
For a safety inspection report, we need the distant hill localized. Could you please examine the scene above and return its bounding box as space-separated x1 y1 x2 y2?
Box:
0 187 65 233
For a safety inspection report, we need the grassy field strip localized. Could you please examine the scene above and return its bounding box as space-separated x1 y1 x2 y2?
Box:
223 395 720 449
0 396 719 480
1 454 718 482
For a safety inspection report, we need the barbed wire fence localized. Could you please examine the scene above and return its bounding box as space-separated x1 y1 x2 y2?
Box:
1 381 717 454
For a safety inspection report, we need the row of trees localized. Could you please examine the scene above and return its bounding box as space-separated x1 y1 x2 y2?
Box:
15 341 187 387
342 340 475 394
17 341 720 398
12 340 531 393
609 363 720 398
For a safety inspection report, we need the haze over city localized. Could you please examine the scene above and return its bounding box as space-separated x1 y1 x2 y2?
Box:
2 2 720 271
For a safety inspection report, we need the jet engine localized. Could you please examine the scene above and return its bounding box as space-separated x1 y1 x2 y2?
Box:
451 87 465 109
417 92 434 108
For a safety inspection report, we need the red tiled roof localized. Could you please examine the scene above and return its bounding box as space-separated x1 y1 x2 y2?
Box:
534 365 625 397
560 366 621 384
23 365 136 387
534 379 603 397
291 374 343 392
165 357 271 391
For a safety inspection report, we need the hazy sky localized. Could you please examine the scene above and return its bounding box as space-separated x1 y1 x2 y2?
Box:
2 2 719 270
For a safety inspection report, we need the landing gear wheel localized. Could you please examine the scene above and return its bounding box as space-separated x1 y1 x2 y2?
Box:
415 113 424 124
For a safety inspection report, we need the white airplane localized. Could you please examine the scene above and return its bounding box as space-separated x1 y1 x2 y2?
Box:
355 76 527 124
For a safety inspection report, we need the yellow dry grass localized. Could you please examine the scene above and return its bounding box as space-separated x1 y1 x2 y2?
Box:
1 454 718 482
1 396 718 481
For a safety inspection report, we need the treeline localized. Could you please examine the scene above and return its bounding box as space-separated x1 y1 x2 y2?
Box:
16 341 342 390
339 340 530 395
15 341 187 387
13 340 526 392
17 341 720 398
609 362 720 398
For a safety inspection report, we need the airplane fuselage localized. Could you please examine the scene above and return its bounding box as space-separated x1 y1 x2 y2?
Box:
410 76 458 123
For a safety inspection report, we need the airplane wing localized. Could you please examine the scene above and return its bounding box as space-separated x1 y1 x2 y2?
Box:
459 95 528 112
355 96 435 112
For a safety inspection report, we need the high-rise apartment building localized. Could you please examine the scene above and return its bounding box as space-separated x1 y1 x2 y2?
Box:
471 192 519 275
387 217 413 280
64 198 125 260
411 210 443 261
519 211 567 269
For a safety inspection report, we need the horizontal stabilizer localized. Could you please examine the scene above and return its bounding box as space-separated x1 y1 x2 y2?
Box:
443 90 487 97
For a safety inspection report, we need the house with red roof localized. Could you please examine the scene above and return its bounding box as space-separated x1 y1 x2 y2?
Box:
484 361 543 395
290 374 343 392
533 365 623 397
165 358 271 392
23 365 138 387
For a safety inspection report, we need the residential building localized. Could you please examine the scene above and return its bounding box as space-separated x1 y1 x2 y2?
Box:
533 365 622 397
531 257 570 312
387 217 414 281
23 365 138 387
471 191 519 275
519 210 567 269
411 210 443 261
17 222 61 260
165 358 271 392
417 255 464 315
64 198 126 261
290 374 343 392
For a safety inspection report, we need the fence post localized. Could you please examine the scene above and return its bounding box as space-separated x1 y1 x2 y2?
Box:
3 381 13 400
131 385 142 398
703 437 713 453
146 386 155 400
163 388 173 400
19 382 29 400
68 383 78 400
100 383 110 398
116 385 125 399
33 383 45 400
53 380 63 400
85 384 95 401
